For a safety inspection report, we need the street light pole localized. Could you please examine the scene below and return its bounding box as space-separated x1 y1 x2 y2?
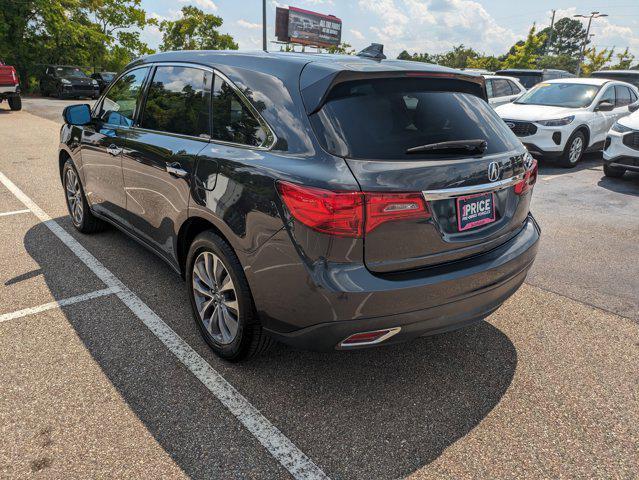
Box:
262 0 267 52
574 11 608 76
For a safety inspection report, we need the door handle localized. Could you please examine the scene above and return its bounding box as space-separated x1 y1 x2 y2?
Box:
106 144 122 156
166 162 188 178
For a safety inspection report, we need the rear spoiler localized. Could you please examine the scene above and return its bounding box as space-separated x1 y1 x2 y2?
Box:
300 69 487 115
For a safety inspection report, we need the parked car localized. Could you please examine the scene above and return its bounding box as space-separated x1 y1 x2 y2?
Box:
590 70 639 89
603 109 639 178
496 78 639 167
495 69 574 89
0 60 21 111
462 68 494 76
90 71 116 93
40 65 99 99
485 75 526 108
58 50 540 361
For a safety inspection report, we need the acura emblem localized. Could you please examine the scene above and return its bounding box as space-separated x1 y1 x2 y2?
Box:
487 162 500 182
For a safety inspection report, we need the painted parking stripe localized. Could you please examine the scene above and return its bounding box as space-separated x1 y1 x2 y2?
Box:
0 209 30 217
0 172 328 480
0 287 119 324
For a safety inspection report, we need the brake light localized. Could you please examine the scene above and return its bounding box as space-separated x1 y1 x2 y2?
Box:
10 68 18 85
277 181 430 237
514 159 538 195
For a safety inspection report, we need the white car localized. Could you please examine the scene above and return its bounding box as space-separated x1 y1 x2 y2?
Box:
485 75 526 108
602 110 639 178
495 78 639 167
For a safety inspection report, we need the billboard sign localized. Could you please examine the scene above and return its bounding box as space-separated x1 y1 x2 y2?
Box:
275 6 342 48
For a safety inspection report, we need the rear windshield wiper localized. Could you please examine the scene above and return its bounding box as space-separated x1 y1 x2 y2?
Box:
406 139 488 155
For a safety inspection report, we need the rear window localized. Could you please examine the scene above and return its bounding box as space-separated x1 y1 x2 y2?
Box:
309 78 520 160
498 72 542 89
591 72 639 88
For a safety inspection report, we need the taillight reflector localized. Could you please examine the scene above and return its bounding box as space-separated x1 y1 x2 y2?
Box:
514 159 538 195
277 181 430 237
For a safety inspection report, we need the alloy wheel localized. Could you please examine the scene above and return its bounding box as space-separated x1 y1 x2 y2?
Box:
192 251 240 345
569 136 583 164
65 168 84 225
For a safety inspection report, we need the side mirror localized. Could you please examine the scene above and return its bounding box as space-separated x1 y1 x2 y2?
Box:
62 104 91 125
629 103 639 113
595 100 615 112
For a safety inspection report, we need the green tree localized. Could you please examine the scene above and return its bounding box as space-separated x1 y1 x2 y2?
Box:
397 50 436 63
539 17 588 57
502 25 546 69
159 6 238 51
581 46 614 76
467 55 502 72
537 54 579 73
610 47 635 70
326 42 355 55
435 44 479 69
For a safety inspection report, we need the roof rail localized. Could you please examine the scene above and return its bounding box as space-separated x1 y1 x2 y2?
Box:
357 43 386 61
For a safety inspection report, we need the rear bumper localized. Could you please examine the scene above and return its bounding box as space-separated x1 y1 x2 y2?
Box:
253 214 540 351
0 85 19 95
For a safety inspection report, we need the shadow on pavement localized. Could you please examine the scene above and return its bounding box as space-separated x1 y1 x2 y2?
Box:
535 152 602 177
22 217 517 479
597 171 639 196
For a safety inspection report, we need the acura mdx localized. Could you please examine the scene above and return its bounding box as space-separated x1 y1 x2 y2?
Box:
59 50 540 360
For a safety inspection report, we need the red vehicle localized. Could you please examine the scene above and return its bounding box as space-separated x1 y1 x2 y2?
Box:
0 60 21 111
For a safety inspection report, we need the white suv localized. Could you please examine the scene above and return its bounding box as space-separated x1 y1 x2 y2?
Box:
485 75 526 108
602 110 639 178
495 78 639 167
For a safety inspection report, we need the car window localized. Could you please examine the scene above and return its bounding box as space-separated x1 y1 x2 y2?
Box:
614 86 632 107
211 75 267 147
516 82 600 108
631 89 638 103
100 67 149 127
508 80 521 94
485 79 494 98
492 79 513 97
599 86 615 106
139 66 212 138
55 67 88 78
310 78 521 160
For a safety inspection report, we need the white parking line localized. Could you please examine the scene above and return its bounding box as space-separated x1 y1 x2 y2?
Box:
0 172 328 480
0 287 120 324
0 209 30 217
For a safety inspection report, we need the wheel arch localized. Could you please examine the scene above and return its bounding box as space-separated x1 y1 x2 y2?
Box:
176 216 234 279
572 124 590 148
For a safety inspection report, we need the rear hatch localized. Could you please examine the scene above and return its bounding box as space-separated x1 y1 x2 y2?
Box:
0 66 18 86
307 73 534 273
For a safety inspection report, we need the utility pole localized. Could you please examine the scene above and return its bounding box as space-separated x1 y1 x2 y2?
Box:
574 11 608 76
546 10 556 55
262 0 267 51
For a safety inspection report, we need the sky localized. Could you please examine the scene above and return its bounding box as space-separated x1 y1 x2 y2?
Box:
139 0 639 60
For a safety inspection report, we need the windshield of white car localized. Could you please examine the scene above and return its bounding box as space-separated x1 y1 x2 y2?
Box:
514 83 600 108
55 67 88 78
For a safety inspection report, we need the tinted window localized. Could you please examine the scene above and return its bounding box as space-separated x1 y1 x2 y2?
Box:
100 67 149 127
498 73 543 88
508 80 522 94
310 78 521 160
101 73 115 81
615 86 632 107
631 89 638 102
485 79 494 98
211 76 266 146
55 66 87 78
140 66 211 137
599 86 615 106
516 82 600 108
492 79 513 97
591 72 639 88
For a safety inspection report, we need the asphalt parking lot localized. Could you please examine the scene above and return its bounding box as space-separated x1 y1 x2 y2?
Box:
1 97 638 479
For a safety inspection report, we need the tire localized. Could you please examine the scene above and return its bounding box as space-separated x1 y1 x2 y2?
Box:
557 130 585 168
186 231 273 361
8 95 21 111
62 159 105 234
603 163 625 178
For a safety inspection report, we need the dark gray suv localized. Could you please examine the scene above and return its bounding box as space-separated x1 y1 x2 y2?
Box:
59 49 540 361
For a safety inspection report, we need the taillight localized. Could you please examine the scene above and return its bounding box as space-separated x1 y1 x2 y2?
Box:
514 159 538 195
277 181 430 237
10 68 18 85
277 181 364 237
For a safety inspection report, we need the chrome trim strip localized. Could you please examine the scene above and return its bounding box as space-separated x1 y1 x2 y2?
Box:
338 327 402 348
422 172 526 201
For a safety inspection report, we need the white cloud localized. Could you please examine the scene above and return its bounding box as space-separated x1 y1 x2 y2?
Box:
360 0 516 58
350 29 365 41
237 19 262 30
302 0 335 5
178 0 218 12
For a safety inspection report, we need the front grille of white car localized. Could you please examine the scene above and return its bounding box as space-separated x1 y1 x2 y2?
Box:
622 132 639 150
505 121 537 137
